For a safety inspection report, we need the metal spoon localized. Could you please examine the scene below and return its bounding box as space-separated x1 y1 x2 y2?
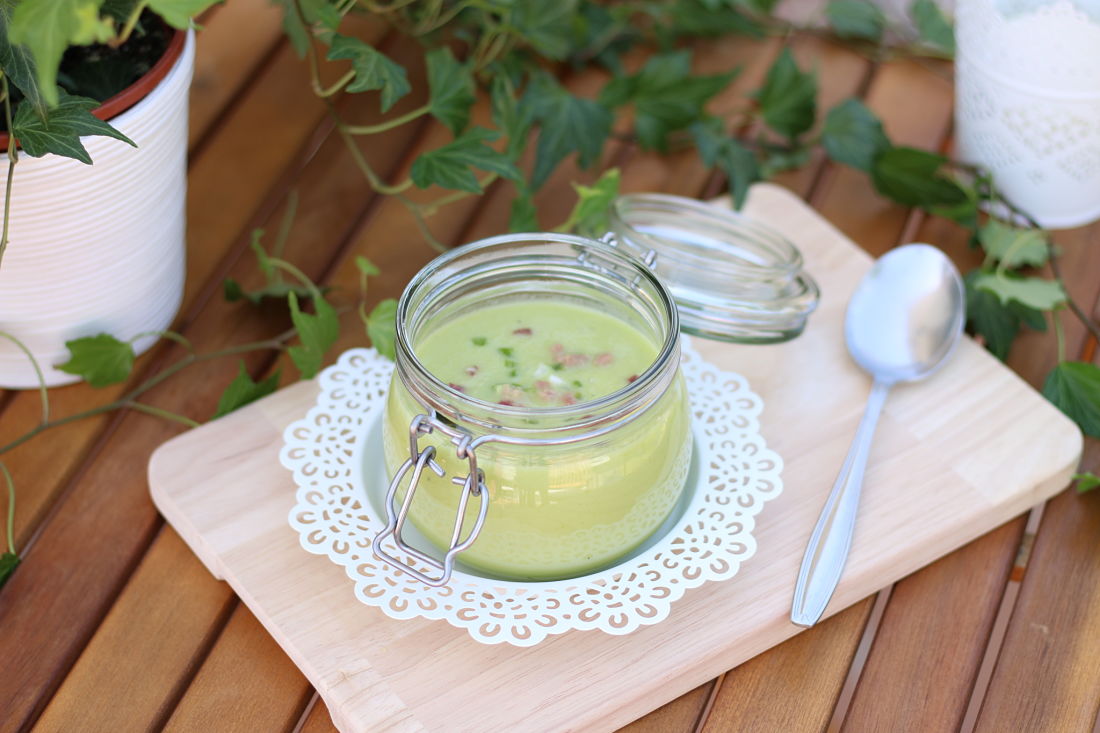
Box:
790 244 965 627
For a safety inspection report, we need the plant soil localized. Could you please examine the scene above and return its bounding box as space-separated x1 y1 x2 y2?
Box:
57 11 172 103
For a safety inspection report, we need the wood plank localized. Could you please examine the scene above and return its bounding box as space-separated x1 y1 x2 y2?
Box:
161 604 313 732
13 31 429 732
701 601 873 732
31 529 235 732
619 683 713 733
188 0 286 148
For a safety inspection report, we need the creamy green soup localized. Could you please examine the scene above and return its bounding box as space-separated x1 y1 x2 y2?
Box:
382 297 692 581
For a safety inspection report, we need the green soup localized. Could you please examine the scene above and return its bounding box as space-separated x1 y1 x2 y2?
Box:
382 298 692 581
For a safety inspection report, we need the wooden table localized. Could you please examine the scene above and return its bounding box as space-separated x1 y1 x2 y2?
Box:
3 4 1098 732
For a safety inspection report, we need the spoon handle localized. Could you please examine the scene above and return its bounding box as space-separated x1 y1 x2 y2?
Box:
791 380 890 627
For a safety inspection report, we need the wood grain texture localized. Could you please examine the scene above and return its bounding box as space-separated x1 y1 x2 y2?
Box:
149 184 1081 733
162 604 313 732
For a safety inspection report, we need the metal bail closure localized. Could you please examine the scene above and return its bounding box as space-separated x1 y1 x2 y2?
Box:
372 413 490 587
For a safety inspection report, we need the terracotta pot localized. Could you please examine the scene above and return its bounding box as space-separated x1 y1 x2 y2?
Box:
0 29 194 388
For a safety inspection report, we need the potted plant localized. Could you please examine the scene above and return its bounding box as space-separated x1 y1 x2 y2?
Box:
0 0 217 387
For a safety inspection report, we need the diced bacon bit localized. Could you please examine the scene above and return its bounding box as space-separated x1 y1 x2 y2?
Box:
513 327 533 336
593 352 614 366
560 352 589 367
535 380 556 400
560 394 576 406
499 384 525 403
626 374 638 383
498 400 515 406
551 343 565 357
448 382 466 392
464 365 479 376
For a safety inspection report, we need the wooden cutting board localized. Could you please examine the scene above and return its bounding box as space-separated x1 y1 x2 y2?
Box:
149 183 1081 733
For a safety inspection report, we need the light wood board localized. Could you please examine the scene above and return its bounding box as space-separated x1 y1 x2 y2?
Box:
149 183 1082 733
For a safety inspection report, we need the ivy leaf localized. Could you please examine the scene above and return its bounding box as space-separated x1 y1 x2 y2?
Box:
222 277 315 305
327 35 410 113
759 144 810 178
9 0 112 106
1042 361 1100 437
146 0 219 28
910 0 955 55
366 298 397 360
1073 472 1100 493
822 98 890 172
691 118 760 208
525 73 612 189
509 0 576 60
964 270 1021 360
12 94 135 164
870 146 967 207
0 552 18 588
753 48 817 141
668 0 766 38
978 219 1050 269
56 333 135 387
599 51 736 151
355 255 379 277
0 1 45 116
509 191 539 232
490 75 532 161
563 167 620 237
427 47 475 136
973 271 1066 311
410 127 521 193
213 362 281 418
287 291 339 379
826 0 887 41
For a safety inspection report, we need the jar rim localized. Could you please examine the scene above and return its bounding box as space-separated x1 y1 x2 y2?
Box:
395 232 682 432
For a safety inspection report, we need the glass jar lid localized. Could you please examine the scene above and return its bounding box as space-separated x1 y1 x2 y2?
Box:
609 193 820 344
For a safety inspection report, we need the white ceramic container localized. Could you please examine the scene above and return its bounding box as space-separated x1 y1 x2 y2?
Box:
955 0 1100 228
0 30 195 387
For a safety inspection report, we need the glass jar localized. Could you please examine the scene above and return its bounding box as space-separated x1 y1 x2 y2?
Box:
610 193 819 343
378 233 693 585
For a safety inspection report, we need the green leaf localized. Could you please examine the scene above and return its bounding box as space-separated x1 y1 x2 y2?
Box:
754 48 817 141
0 0 45 115
327 35 410 113
0 551 18 588
822 99 890 172
564 167 620 237
56 333 135 387
146 0 218 27
274 0 309 57
599 51 736 151
910 0 955 55
410 127 521 193
355 256 379 277
509 191 539 232
691 118 760 208
12 93 135 164
964 269 1020 360
214 362 280 418
667 0 766 38
525 73 612 189
426 47 475 136
1073 471 1100 493
366 298 397 360
222 277 315 305
973 271 1066 311
9 0 112 107
978 219 1050 268
826 0 886 41
759 144 810 178
1042 361 1100 437
509 0 576 60
287 291 339 379
870 146 967 207
490 76 532 161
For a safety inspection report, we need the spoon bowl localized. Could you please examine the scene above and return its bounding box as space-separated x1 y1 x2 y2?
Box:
791 243 965 627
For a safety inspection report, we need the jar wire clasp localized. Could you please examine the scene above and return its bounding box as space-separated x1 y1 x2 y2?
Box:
372 413 489 586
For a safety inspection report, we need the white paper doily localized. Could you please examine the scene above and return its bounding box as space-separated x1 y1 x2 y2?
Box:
282 338 783 646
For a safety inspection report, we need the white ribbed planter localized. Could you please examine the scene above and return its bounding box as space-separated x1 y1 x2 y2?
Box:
0 30 195 388
955 0 1100 228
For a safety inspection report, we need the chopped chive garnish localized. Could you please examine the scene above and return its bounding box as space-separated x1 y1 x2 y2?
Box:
504 359 516 368
498 347 514 357
572 379 582 387
510 369 517 377
472 337 487 346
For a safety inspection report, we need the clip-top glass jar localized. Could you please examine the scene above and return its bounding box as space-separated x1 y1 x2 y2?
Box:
378 233 693 585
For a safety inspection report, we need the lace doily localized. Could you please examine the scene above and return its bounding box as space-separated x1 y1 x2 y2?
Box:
281 338 783 646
